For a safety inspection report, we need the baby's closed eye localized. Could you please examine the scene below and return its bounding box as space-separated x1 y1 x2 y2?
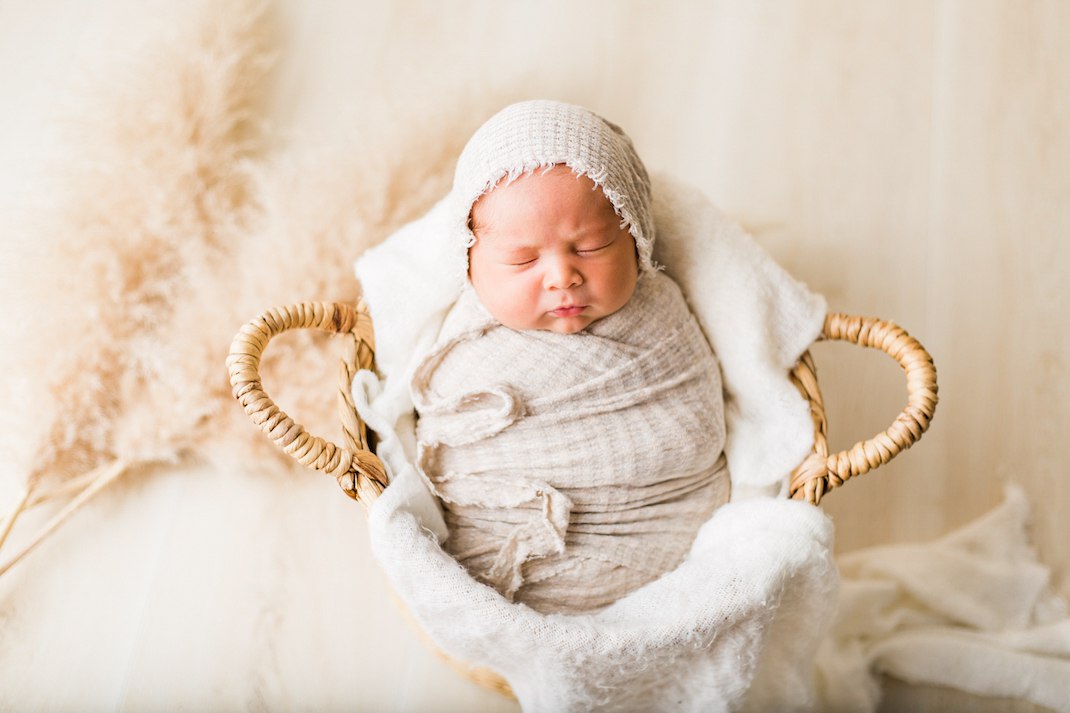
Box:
577 242 613 255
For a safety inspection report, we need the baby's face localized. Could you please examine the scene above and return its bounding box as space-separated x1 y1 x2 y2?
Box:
468 166 638 334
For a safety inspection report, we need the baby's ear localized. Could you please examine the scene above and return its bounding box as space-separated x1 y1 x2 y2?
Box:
467 210 483 236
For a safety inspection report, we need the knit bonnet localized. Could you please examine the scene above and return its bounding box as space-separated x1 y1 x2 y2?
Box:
452 99 655 271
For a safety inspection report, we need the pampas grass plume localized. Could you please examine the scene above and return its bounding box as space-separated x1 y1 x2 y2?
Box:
0 0 503 576
0 0 270 569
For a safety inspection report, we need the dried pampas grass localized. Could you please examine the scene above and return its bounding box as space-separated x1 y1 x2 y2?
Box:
0 0 270 573
0 0 496 575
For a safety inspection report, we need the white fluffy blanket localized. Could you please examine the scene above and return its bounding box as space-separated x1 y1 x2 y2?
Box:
353 173 834 711
353 173 1070 712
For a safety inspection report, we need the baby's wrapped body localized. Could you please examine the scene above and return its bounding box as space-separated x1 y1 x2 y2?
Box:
412 270 729 614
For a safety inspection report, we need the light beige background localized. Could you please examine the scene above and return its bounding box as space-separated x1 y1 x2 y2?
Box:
1 1 1067 711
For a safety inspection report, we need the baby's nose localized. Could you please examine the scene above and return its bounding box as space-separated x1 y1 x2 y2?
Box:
543 256 582 290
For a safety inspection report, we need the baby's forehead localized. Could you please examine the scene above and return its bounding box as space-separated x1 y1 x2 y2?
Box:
471 167 618 227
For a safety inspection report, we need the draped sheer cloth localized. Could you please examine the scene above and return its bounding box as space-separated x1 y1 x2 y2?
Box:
411 272 730 613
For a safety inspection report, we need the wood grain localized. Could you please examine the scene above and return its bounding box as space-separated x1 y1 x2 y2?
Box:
1 1 1066 710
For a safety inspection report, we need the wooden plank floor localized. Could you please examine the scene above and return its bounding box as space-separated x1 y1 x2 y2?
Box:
0 463 520 712
1 1 1066 710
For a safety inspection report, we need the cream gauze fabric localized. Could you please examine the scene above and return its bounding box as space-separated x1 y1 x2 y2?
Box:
411 272 730 614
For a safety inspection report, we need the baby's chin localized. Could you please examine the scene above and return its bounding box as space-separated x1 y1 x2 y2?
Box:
538 308 605 334
496 312 597 334
543 316 594 334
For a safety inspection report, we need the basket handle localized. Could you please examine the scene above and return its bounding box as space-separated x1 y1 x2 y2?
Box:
788 313 938 504
226 301 388 506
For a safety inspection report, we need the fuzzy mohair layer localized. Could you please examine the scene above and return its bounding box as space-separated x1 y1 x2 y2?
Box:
0 0 496 501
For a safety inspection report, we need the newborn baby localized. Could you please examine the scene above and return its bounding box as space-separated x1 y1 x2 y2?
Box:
411 101 729 614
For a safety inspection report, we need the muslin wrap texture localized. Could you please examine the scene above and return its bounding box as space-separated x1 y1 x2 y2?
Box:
411 270 729 614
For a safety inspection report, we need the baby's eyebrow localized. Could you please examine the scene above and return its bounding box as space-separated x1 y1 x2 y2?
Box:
488 238 535 255
471 225 534 253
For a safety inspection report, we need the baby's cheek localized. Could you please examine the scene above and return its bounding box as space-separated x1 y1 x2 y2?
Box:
471 268 528 327
510 274 542 323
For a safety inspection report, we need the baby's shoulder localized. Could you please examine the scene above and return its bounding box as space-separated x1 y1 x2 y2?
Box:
643 269 687 298
586 270 698 345
632 270 693 317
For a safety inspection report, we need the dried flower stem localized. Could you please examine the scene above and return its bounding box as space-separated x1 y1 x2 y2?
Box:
26 469 109 509
0 485 34 552
0 459 129 577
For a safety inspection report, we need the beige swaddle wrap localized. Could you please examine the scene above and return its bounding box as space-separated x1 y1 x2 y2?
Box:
412 271 729 614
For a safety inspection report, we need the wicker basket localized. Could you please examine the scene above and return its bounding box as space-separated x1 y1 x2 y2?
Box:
226 301 938 697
